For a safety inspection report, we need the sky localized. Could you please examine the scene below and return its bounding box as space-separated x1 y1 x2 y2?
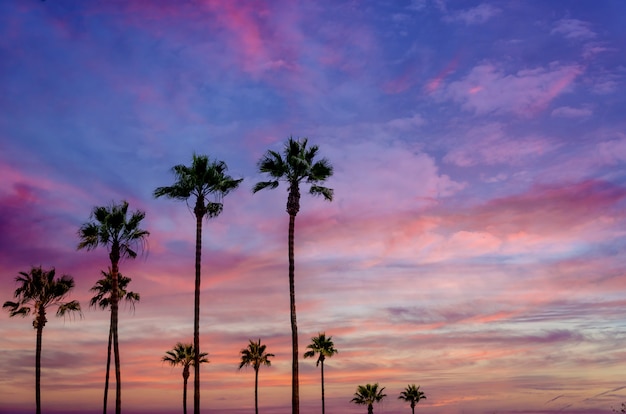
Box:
1 0 626 413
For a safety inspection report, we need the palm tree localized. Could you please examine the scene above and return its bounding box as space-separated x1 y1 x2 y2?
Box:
77 200 149 414
304 332 338 414
253 137 333 414
154 154 242 414
351 383 387 414
398 384 426 414
238 338 275 414
162 343 209 414
89 269 140 414
3 266 82 414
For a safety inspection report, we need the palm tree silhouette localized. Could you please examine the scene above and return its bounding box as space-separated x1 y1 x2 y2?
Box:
253 137 333 414
162 343 209 414
154 154 242 414
89 269 140 414
78 200 149 414
304 332 338 414
239 338 275 414
351 383 387 414
3 266 82 414
398 384 426 414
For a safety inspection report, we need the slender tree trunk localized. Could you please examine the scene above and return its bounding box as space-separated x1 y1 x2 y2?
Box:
110 250 121 414
193 211 203 414
288 212 299 414
368 403 373 414
254 367 259 414
412 404 415 414
103 320 113 414
320 360 325 414
35 309 45 414
183 370 189 414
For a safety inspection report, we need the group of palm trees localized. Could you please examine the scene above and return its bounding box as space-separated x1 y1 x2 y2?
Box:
3 137 344 414
352 383 427 414
4 136 427 414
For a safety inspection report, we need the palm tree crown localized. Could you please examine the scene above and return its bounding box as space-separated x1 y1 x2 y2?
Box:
163 342 209 372
3 266 81 324
398 384 426 414
89 269 140 311
3 266 81 414
351 383 387 414
154 153 242 219
77 200 149 261
253 137 334 215
239 338 275 371
304 332 338 366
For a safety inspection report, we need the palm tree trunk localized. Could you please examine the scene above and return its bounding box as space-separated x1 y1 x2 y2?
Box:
193 211 203 414
368 403 374 414
110 252 121 414
35 310 44 414
320 360 325 414
288 212 299 414
103 320 113 414
254 367 259 414
183 370 189 414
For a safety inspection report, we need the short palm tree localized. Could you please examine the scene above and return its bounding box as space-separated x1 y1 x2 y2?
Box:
89 269 140 414
351 383 387 414
253 137 333 414
162 343 209 414
239 338 275 414
154 154 242 414
304 332 338 414
3 266 82 414
398 384 426 414
78 200 149 414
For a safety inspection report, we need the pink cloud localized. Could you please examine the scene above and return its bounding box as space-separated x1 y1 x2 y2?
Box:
437 63 583 117
443 3 501 25
551 106 593 118
444 122 558 167
551 18 597 40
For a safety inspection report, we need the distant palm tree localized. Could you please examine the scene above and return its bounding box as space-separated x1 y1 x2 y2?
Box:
253 137 333 414
3 266 82 414
89 269 140 414
398 384 426 414
351 383 387 414
239 338 275 414
154 154 242 414
163 343 209 414
78 200 149 414
304 332 338 414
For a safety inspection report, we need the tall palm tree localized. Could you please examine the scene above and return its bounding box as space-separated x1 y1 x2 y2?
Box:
351 383 387 414
78 200 149 414
89 269 140 414
398 384 426 414
3 266 82 414
162 343 209 414
304 332 338 414
238 338 275 414
253 137 333 414
154 154 242 414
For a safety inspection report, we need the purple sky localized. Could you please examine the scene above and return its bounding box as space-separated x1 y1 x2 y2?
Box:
1 1 626 413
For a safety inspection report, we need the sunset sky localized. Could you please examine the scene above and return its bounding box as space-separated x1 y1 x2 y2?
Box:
1 1 626 413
